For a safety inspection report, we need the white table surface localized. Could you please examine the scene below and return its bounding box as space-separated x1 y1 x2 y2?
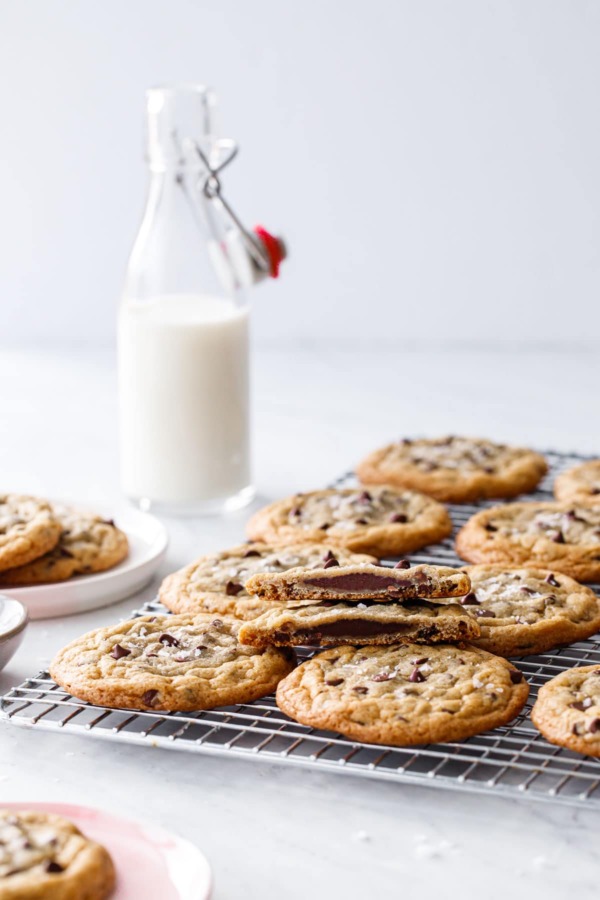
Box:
0 344 599 899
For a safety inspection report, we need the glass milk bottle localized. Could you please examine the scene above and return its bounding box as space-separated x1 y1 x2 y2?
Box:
118 85 253 514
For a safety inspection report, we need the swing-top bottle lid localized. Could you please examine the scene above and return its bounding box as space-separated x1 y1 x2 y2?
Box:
145 83 220 170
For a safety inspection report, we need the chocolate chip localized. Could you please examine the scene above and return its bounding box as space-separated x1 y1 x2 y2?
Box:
545 573 560 587
225 581 243 596
388 512 407 524
322 550 336 563
570 700 591 711
110 643 130 660
572 722 584 735
290 507 302 517
211 619 224 628
323 557 340 569
484 523 498 532
394 560 411 569
102 518 116 527
565 510 586 522
325 677 344 686
409 667 425 683
45 860 64 873
353 686 368 694
589 718 600 733
460 592 480 605
482 466 495 474
412 657 428 665
592 487 600 495
196 644 207 650
141 689 159 707
371 672 392 682
159 633 179 646
243 549 262 558
552 530 565 544
401 438 413 445
474 609 496 618
509 669 524 684
354 519 368 525
520 586 536 595
320 523 331 530
357 490 372 503
59 547 75 558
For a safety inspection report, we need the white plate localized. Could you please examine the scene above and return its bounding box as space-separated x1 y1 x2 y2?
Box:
2 802 212 899
0 505 168 620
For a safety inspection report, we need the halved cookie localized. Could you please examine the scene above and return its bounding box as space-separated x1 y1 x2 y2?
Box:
245 562 470 604
159 542 376 620
238 600 480 648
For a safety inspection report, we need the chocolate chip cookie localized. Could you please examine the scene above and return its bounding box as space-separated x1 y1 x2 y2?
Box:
357 436 547 503
238 600 480 648
0 495 61 573
531 666 600 757
0 808 115 899
50 614 296 712
160 543 376 621
245 561 470 604
462 565 600 657
276 644 529 746
456 502 600 582
246 488 452 557
0 506 129 586
554 460 600 505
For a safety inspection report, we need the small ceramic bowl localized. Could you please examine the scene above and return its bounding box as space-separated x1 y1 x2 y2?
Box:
0 594 28 672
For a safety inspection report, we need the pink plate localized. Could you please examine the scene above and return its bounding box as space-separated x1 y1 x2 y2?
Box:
2 802 212 899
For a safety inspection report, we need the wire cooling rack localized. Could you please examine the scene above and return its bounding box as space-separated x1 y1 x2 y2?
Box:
3 448 600 808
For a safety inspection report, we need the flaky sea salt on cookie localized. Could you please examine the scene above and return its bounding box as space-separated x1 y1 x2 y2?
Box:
246 487 452 557
456 501 600 583
357 436 547 503
50 613 295 712
0 494 62 573
554 460 600 505
0 808 115 900
532 666 600 757
159 542 376 619
462 565 600 658
276 643 529 746
0 506 128 586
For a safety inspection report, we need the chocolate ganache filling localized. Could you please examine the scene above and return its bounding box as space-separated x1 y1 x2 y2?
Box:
303 572 428 592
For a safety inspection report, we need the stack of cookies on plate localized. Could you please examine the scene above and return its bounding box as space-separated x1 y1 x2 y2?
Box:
0 494 128 586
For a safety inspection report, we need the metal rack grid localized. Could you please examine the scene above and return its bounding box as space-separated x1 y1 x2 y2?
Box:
3 448 600 808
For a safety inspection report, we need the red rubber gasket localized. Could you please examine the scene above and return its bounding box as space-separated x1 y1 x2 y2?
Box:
254 225 283 278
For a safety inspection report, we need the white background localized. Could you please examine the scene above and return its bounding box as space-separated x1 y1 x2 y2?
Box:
1 0 600 348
